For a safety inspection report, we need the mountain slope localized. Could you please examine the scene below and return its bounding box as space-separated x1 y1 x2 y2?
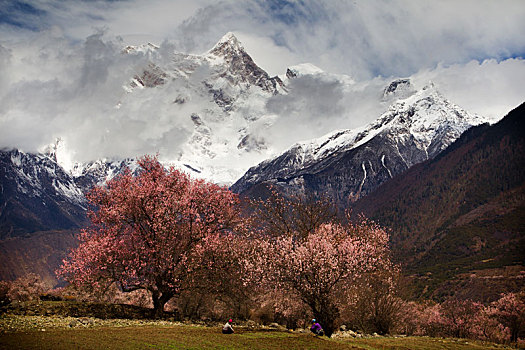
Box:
351 102 525 300
0 230 78 286
232 84 486 205
0 149 87 239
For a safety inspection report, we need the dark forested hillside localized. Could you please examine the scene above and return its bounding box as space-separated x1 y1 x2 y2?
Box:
0 230 78 286
351 102 525 301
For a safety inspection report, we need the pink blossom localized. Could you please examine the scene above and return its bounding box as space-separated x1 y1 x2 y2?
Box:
57 155 246 315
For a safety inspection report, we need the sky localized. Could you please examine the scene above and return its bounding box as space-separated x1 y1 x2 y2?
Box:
1 0 524 172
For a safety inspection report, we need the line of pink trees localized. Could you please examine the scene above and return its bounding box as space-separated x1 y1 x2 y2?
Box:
57 156 394 337
397 294 525 343
55 156 524 342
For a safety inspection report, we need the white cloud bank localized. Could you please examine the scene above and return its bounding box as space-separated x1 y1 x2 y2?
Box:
0 0 524 171
172 0 525 78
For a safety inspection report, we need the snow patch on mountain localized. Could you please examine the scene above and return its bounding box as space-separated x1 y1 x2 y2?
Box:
41 138 76 174
285 63 324 78
283 63 354 86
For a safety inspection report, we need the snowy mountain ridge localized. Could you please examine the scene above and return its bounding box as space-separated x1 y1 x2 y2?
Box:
7 149 85 206
232 82 488 200
315 83 482 159
37 33 491 188
0 148 88 238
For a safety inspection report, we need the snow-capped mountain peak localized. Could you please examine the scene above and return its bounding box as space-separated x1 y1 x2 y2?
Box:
93 32 285 185
41 138 76 174
231 81 490 197
379 82 486 152
309 82 483 157
202 33 284 95
382 78 415 100
285 63 325 79
207 32 245 58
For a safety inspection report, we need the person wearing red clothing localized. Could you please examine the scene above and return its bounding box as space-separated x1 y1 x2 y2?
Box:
222 319 234 334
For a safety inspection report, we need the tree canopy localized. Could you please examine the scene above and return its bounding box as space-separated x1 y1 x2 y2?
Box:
58 156 245 315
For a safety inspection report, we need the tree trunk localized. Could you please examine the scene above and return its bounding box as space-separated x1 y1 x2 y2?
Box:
151 290 173 318
511 326 518 343
151 290 163 318
312 300 339 338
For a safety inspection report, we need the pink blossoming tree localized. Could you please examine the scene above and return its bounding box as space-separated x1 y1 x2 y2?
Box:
246 218 392 337
439 298 484 339
58 156 245 316
489 292 525 342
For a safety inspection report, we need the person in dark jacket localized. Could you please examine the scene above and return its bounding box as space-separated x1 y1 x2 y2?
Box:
310 319 324 336
222 319 234 334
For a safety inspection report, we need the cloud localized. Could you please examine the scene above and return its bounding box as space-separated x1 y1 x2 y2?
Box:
0 0 209 44
173 0 525 79
247 71 399 150
0 1 48 31
0 31 194 162
0 44 11 94
267 75 345 119
262 74 346 148
0 0 523 172
3 0 524 79
410 58 525 120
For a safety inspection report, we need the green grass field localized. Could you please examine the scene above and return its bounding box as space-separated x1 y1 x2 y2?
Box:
0 316 514 350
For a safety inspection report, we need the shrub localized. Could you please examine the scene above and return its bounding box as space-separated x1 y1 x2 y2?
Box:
0 281 11 307
343 269 402 335
7 273 48 302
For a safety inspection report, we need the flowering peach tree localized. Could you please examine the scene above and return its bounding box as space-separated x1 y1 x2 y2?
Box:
58 156 244 316
247 219 392 337
489 292 525 342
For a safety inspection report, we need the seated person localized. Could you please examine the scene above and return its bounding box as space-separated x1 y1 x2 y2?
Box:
222 319 234 334
310 319 324 336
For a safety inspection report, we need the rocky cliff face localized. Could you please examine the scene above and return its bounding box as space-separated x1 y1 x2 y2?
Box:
0 149 87 239
232 83 486 206
206 32 284 97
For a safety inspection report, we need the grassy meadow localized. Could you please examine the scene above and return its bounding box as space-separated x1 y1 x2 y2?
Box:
0 315 515 350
